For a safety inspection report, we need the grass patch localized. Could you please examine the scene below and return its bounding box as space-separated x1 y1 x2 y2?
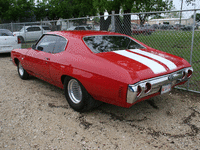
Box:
21 42 35 49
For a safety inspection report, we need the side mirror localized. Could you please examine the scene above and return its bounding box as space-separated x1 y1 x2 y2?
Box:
31 44 36 49
37 46 43 51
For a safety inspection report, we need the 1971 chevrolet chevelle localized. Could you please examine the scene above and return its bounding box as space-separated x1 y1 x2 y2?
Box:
11 30 193 112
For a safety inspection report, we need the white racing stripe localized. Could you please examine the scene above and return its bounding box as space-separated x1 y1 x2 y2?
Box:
130 49 177 70
114 50 166 74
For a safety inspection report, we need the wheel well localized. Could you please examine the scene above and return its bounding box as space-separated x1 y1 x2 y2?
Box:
18 36 24 39
14 58 19 66
18 36 24 43
61 75 72 85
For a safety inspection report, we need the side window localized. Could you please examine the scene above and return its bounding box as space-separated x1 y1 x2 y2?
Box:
74 27 79 30
79 27 86 30
1 33 9 36
34 27 41 31
53 36 67 53
27 27 33 32
36 35 57 53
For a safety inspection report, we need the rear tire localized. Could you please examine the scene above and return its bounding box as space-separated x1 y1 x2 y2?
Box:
17 62 29 80
64 78 101 112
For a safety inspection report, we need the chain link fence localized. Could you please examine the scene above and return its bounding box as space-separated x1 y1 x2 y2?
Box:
0 9 199 93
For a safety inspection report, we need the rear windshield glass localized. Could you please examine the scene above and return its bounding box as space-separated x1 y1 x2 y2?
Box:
83 35 145 53
0 29 13 36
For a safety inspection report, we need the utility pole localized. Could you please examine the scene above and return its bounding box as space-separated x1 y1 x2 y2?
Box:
179 0 183 25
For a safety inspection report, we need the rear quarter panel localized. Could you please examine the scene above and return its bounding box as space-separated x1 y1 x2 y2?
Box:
11 48 29 67
56 38 134 107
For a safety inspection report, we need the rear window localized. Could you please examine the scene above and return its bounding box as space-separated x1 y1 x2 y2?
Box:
0 29 13 36
83 35 145 53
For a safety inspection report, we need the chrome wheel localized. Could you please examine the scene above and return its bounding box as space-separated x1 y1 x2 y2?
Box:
18 63 24 76
68 79 82 104
17 61 29 80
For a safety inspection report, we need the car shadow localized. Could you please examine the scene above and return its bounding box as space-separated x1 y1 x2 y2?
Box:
0 53 11 58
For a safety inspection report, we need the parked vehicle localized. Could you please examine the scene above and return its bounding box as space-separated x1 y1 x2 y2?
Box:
158 24 174 30
0 29 21 53
13 26 51 43
67 25 93 31
11 30 193 112
151 24 159 29
132 26 155 35
180 25 193 31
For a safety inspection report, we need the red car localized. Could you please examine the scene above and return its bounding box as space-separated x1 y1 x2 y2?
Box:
11 31 193 112
132 27 155 35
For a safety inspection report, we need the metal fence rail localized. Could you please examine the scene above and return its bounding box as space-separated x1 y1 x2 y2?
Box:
0 9 200 93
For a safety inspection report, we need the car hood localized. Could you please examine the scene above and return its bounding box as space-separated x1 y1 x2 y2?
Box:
96 49 190 82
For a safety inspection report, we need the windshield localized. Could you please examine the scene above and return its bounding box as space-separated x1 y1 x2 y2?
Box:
83 35 145 53
20 27 25 32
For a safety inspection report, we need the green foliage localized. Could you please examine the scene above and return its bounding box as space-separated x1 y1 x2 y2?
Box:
191 13 200 22
132 0 173 25
46 0 97 20
0 0 173 23
185 0 195 5
0 0 35 22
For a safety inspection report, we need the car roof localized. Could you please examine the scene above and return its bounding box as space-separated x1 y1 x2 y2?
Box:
46 30 125 39
0 29 10 31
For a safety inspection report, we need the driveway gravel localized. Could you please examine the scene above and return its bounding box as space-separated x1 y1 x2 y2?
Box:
0 53 200 150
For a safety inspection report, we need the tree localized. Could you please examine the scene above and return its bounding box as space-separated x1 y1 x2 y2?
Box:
45 0 96 20
93 0 134 35
191 13 200 22
1 0 35 22
0 0 11 23
185 0 195 5
34 0 48 21
132 0 173 26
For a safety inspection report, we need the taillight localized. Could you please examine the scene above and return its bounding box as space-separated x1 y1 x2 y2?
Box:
187 69 193 78
137 85 142 97
18 37 21 44
182 71 186 79
145 83 151 93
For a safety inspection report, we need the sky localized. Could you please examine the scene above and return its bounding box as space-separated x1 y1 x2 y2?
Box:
173 0 200 18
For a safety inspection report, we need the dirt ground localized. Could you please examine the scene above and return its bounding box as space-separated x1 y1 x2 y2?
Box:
0 53 200 150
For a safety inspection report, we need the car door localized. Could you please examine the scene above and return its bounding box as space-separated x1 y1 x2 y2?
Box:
26 27 42 41
24 35 57 81
49 36 68 86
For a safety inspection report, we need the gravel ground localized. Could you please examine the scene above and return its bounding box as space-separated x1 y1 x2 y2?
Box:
0 53 200 150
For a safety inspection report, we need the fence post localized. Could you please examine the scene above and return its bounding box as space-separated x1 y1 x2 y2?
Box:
111 11 115 32
11 22 13 32
24 24 26 44
187 9 196 90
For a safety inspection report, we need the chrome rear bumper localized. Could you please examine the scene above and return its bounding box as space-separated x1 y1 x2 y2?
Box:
127 67 193 104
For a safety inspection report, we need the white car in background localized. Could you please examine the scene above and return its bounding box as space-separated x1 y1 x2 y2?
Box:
0 29 21 53
13 26 51 43
67 25 93 31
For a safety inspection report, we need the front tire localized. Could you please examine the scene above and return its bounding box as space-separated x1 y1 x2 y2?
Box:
64 78 101 112
17 62 29 80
